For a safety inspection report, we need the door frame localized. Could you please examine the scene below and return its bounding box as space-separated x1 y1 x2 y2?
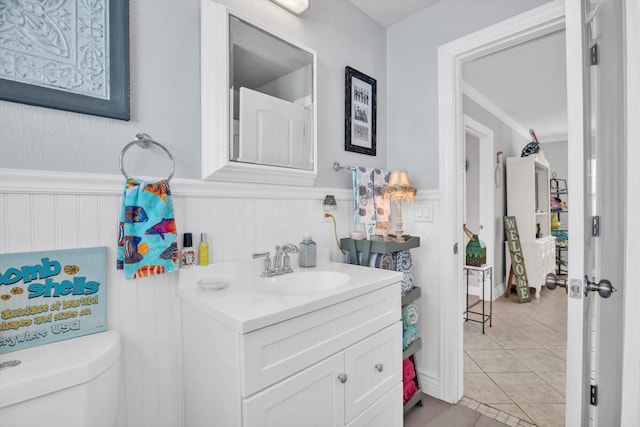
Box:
622 0 640 423
464 115 495 297
436 0 565 406
436 0 638 423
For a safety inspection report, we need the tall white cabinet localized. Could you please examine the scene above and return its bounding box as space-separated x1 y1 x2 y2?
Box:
506 155 556 298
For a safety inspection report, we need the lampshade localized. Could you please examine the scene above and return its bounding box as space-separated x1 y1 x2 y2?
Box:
389 170 411 186
270 0 310 15
381 170 417 241
383 170 416 202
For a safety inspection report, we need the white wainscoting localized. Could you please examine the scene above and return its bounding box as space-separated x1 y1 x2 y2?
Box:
0 168 441 427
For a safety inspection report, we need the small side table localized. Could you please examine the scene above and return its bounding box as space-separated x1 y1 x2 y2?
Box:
463 264 493 334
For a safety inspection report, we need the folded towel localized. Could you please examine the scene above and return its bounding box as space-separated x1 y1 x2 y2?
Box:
402 303 419 329
403 379 418 403
401 272 414 296
396 250 413 272
402 326 420 350
377 252 395 270
403 359 416 381
117 178 178 279
353 167 391 223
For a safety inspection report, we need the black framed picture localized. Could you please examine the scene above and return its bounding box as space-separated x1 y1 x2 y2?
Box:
345 66 376 156
0 0 130 120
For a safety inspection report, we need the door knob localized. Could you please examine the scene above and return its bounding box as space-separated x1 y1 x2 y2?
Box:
545 273 567 290
375 363 384 372
584 276 617 298
337 373 348 384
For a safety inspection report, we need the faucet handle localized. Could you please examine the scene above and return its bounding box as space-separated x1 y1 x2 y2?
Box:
252 251 271 276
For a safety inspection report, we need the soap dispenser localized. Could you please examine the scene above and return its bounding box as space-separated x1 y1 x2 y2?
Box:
298 236 316 268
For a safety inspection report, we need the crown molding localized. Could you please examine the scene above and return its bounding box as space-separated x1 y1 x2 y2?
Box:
462 80 530 140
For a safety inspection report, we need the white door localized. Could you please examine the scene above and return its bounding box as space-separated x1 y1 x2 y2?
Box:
561 0 624 425
238 87 306 168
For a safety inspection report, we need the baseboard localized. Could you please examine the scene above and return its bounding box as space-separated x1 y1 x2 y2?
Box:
417 369 440 399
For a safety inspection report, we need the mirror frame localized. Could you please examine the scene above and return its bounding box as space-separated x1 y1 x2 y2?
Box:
201 1 318 186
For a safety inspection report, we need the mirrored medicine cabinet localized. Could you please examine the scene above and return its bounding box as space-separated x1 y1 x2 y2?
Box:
201 1 318 186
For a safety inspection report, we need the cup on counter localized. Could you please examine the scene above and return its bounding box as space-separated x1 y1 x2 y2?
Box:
350 231 364 240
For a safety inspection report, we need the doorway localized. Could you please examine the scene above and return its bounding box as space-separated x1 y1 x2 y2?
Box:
464 115 495 292
438 1 634 425
436 0 566 413
459 27 568 426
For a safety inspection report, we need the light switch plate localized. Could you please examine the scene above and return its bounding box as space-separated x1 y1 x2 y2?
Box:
414 201 434 223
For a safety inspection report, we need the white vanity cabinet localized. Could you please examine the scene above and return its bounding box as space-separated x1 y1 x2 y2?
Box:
243 322 401 427
180 273 402 427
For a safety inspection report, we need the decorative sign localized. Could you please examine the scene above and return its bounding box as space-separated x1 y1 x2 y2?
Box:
0 1 130 120
0 247 107 354
345 66 377 156
503 216 531 303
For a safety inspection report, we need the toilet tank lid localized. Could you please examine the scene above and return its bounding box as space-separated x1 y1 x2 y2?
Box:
0 330 121 409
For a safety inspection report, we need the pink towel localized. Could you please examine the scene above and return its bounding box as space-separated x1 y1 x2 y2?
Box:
403 379 418 403
403 359 416 381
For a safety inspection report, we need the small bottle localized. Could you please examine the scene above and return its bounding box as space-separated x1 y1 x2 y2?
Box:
181 233 196 268
199 232 209 266
298 236 316 268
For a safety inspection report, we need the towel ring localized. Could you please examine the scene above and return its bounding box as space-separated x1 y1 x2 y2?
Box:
119 133 175 181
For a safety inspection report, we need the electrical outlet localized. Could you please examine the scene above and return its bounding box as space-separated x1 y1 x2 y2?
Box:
321 202 336 222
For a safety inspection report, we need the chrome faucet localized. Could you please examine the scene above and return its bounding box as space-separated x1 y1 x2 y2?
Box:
274 243 298 275
252 243 298 277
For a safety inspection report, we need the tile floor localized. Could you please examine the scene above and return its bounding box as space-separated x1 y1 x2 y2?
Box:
404 394 516 427
464 286 567 427
404 286 567 427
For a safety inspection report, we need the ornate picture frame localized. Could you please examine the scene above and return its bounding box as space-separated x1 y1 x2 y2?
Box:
0 1 130 120
345 66 376 156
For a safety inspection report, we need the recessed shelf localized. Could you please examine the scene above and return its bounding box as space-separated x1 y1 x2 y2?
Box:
403 338 422 359
403 388 424 414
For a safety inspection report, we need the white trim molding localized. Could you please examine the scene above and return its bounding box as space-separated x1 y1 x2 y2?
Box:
622 0 640 424
462 81 530 140
0 168 352 200
437 0 565 405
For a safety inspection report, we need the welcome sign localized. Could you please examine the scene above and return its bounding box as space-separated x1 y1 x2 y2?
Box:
0 247 107 354
504 216 531 303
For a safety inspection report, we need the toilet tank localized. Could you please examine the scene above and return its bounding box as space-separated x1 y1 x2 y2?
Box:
0 330 122 427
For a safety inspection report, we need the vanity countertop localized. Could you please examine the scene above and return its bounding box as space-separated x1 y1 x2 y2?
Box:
177 259 402 333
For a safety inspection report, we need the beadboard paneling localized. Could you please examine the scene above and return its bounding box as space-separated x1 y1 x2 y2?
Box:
0 169 441 427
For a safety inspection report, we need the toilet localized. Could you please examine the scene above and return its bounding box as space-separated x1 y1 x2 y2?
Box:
0 330 122 427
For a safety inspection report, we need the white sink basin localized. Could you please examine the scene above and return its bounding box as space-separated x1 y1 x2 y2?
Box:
256 271 351 295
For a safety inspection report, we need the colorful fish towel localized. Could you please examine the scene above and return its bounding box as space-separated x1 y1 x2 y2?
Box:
117 178 178 280
352 167 391 223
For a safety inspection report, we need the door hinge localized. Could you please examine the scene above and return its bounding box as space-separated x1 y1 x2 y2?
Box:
591 43 599 65
592 215 600 236
590 384 598 406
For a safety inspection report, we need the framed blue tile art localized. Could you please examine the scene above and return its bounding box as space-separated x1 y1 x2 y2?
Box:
0 0 130 120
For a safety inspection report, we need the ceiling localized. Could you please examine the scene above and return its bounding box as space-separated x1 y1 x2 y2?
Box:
348 0 441 27
349 0 568 142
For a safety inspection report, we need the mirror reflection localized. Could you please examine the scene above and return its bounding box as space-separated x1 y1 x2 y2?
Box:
229 15 314 171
